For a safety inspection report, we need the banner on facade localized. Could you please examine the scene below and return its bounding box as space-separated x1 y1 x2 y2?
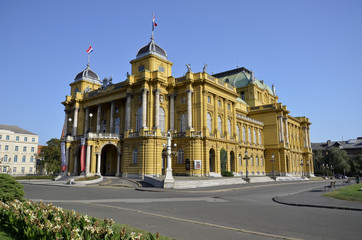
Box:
80 138 86 172
61 141 66 172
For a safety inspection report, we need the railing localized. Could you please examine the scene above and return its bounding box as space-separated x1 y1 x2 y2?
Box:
87 133 120 139
236 114 264 126
144 130 156 137
173 132 186 138
191 131 202 137
129 132 139 137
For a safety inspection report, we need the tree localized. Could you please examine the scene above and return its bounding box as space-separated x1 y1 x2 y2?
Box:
220 149 227 172
0 174 24 202
39 138 61 174
350 154 362 175
325 147 350 175
312 149 325 174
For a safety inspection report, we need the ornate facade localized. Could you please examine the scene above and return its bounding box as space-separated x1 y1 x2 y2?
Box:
61 37 314 178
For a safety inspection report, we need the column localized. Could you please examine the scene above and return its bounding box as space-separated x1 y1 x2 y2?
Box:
186 89 193 129
284 117 289 144
154 89 160 128
96 104 101 133
86 144 91 175
278 116 284 142
116 154 121 176
307 128 311 149
169 94 175 131
110 101 115 133
84 107 89 134
97 153 101 175
63 110 69 137
65 146 70 175
72 107 79 136
142 89 148 128
304 127 307 147
125 93 132 130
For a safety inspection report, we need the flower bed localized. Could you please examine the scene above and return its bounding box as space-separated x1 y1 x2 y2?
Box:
0 200 161 239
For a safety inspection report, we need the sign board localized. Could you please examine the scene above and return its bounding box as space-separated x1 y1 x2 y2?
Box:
194 160 201 170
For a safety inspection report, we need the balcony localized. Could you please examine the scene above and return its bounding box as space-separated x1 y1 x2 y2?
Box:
86 133 120 140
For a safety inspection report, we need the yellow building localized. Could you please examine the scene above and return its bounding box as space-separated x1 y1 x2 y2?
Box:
61 36 314 179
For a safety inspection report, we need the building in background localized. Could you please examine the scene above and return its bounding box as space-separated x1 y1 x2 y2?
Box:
0 125 38 175
61 35 313 178
312 137 362 155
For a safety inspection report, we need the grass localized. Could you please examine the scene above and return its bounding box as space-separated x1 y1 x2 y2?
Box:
0 225 16 240
14 175 55 180
75 175 101 181
324 183 362 202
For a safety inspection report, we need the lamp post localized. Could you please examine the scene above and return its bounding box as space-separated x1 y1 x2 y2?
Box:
271 153 276 181
343 168 346 178
243 150 249 182
300 159 304 178
326 164 329 179
331 165 334 178
163 132 175 188
89 113 93 132
306 160 310 178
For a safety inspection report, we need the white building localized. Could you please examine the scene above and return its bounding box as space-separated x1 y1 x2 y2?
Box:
0 125 38 175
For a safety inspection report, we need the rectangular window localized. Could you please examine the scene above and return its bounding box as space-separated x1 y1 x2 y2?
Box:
24 137 28 141
31 147 34 152
13 167 17 173
23 146 27 152
218 100 221 107
16 136 19 141
138 65 145 72
3 167 7 173
32 138 35 142
5 145 9 151
207 96 211 103
21 167 25 173
15 146 18 151
228 104 230 110
29 167 33 173
6 135 10 140
159 66 165 72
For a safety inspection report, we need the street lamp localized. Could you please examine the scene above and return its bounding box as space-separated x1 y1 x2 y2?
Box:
300 159 304 178
243 150 249 182
326 164 329 179
306 160 310 178
89 113 93 132
271 153 276 181
163 132 175 187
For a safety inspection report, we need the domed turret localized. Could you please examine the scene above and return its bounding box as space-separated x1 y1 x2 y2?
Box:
136 38 167 60
74 64 101 84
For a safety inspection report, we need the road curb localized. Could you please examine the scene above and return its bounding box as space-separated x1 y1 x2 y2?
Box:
272 196 362 212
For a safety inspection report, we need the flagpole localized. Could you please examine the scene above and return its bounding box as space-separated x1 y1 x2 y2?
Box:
152 12 154 40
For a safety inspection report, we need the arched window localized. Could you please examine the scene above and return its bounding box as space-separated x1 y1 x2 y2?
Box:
254 129 257 144
218 116 222 135
14 155 18 162
256 156 259 166
136 107 142 132
114 117 120 134
4 155 8 162
227 119 231 136
237 125 240 142
242 126 246 142
259 130 262 145
239 154 242 166
101 120 107 133
30 156 34 163
207 113 212 134
132 148 138 164
180 113 187 133
160 107 166 133
261 157 264 166
248 128 251 143
250 156 253 166
177 149 184 164
22 156 26 162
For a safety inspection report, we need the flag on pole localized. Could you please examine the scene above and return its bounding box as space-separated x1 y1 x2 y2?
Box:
152 14 157 31
87 45 93 54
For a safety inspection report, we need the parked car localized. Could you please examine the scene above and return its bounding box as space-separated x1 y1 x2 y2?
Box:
334 174 342 179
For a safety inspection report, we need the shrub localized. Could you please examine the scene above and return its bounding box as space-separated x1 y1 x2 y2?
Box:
0 174 24 202
221 171 234 177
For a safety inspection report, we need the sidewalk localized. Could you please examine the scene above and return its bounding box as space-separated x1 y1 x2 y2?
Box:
273 181 362 211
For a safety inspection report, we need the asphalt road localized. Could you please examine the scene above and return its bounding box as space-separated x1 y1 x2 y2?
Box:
22 180 361 240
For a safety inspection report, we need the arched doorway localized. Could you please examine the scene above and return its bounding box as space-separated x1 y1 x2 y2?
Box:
209 149 215 172
230 151 235 172
100 144 118 176
73 145 82 175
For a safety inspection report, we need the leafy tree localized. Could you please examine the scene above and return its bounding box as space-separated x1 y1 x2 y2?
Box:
325 147 350 174
39 138 61 174
350 154 362 175
220 149 227 172
0 174 24 202
312 149 325 174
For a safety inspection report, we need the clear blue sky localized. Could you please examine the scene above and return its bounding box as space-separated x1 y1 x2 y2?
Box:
1 0 361 145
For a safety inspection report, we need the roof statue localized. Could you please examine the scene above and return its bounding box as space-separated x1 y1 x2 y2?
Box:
203 64 208 73
186 64 192 73
272 84 276 95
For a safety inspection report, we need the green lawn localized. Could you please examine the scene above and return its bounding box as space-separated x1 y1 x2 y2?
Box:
324 183 362 202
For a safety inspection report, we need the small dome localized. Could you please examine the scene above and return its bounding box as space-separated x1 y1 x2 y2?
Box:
74 65 101 84
136 38 167 60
